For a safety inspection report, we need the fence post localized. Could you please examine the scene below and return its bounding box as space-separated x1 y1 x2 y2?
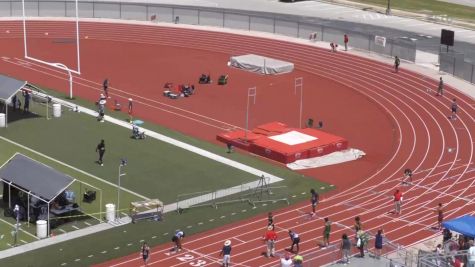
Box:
471 63 474 84
321 25 324 41
453 54 456 76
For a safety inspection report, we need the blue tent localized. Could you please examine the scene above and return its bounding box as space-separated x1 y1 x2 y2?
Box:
442 215 475 238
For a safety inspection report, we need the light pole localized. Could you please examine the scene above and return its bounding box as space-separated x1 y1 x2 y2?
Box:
245 87 257 141
117 158 127 221
386 0 391 15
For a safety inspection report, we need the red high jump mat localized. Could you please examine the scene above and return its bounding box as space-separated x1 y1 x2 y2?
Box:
217 122 348 164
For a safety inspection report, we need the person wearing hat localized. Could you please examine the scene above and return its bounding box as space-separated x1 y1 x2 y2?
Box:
219 240 232 267
264 225 278 257
293 254 303 267
280 253 292 267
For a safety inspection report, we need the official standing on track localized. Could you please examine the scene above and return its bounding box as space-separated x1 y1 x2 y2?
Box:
96 139 105 166
322 217 331 248
141 242 150 266
103 78 109 98
265 225 278 257
393 189 403 214
394 56 400 73
437 77 444 96
435 203 445 230
219 240 232 267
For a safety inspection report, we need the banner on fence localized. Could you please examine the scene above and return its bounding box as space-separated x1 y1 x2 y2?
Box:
375 36 387 47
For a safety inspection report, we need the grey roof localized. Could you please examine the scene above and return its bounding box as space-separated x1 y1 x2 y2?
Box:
0 154 75 201
0 74 26 102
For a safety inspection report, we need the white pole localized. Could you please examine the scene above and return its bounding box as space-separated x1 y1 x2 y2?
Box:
5 99 8 128
21 0 27 58
245 87 257 141
117 164 121 221
299 79 303 129
75 0 81 74
54 63 73 99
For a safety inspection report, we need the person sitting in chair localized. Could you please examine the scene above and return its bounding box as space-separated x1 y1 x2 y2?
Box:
199 74 211 84
132 124 146 139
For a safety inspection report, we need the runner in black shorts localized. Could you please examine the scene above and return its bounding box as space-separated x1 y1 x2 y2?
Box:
451 98 458 120
141 242 150 266
310 189 319 216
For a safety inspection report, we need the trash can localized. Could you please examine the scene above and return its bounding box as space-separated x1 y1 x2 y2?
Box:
105 203 116 222
0 113 5 127
36 220 47 238
53 104 61 118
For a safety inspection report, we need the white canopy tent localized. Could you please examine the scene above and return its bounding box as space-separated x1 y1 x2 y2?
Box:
0 74 27 127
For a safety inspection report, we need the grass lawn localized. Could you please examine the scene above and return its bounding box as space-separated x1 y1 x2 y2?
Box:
0 87 332 266
349 0 475 22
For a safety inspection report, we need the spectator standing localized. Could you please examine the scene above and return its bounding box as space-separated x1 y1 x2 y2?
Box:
219 240 232 267
172 230 185 252
434 244 443 267
437 77 444 96
393 189 403 214
11 95 17 111
293 254 303 267
468 240 475 267
356 230 368 258
103 78 109 98
141 242 150 266
310 188 319 216
394 56 400 73
265 225 278 257
375 229 384 259
354 216 363 238
96 139 105 166
23 91 30 113
280 254 293 267
226 143 234 153
322 217 331 248
451 98 458 120
97 98 106 122
288 230 300 253
340 233 351 264
435 203 444 230
344 34 349 51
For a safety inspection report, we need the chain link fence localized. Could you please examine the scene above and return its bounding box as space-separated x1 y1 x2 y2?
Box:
0 0 417 62
439 50 475 84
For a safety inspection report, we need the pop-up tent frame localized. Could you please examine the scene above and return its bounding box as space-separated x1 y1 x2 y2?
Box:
0 153 102 237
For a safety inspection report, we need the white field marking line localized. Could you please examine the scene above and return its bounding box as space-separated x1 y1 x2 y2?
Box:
0 218 38 240
0 135 150 201
5 58 231 132
167 248 253 267
232 236 246 243
16 21 470 264
13 57 243 131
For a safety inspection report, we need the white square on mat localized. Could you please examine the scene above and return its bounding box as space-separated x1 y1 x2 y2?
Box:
268 131 317 145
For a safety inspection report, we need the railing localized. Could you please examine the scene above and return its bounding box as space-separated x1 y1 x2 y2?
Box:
0 0 417 62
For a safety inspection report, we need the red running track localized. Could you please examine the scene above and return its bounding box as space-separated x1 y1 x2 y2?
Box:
0 20 474 266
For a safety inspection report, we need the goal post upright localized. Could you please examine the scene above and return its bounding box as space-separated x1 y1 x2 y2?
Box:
22 0 81 98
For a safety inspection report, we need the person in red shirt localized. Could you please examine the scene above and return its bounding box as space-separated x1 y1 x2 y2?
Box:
265 225 278 257
344 34 349 51
393 189 403 214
